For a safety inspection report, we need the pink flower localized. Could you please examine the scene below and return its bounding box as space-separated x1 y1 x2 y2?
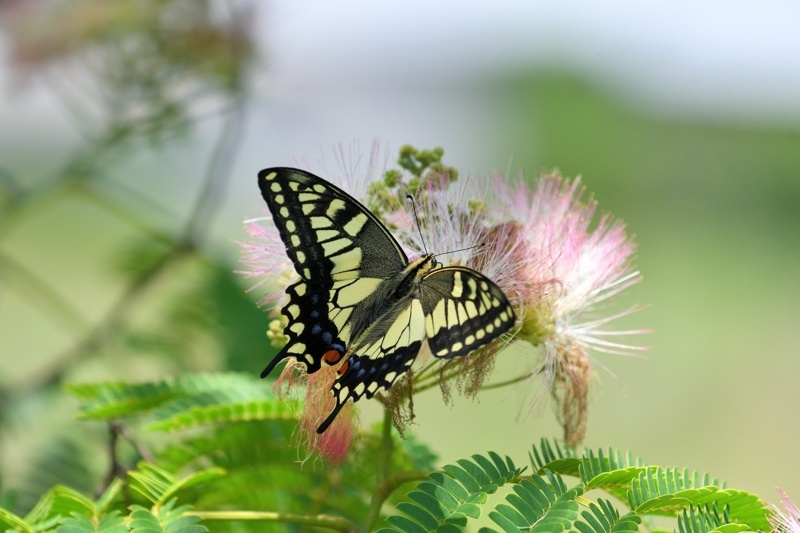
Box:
770 489 800 533
489 172 648 446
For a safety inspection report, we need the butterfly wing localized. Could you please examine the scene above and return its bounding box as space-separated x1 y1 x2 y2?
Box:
419 266 516 359
317 298 426 433
258 167 409 377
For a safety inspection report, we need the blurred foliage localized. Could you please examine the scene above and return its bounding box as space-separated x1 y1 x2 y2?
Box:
497 72 800 235
6 0 254 143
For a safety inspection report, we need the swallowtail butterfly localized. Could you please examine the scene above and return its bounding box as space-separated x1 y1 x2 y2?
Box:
259 167 516 433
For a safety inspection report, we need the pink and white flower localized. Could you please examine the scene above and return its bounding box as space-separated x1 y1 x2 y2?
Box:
770 489 800 533
489 172 648 446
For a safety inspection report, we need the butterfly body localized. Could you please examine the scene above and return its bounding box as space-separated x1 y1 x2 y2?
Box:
258 167 516 433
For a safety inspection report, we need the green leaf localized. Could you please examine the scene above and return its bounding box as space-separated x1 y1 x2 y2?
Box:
383 453 522 532
67 380 179 420
586 466 650 491
580 448 644 485
572 500 641 533
529 439 579 474
0 507 34 533
57 511 127 533
128 500 206 533
127 463 225 506
145 395 299 432
627 468 769 531
488 472 583 533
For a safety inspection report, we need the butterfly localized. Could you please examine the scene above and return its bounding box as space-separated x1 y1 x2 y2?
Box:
258 167 516 433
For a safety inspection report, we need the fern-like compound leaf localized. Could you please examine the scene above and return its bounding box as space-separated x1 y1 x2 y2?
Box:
572 499 641 533
56 511 127 533
530 439 579 475
128 499 206 533
627 468 769 531
127 463 225 506
487 471 582 533
380 453 521 532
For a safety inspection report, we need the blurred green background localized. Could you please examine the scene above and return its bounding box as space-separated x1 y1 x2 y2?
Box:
1 0 799 518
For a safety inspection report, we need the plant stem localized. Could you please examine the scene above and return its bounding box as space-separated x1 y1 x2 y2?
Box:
361 408 395 532
476 371 536 391
193 510 359 532
361 471 431 533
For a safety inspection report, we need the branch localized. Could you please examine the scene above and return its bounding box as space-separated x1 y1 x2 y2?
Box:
6 94 247 396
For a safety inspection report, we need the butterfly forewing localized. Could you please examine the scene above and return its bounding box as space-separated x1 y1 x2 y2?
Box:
258 168 409 377
420 267 516 359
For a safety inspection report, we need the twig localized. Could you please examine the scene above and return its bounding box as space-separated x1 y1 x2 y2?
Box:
0 251 88 334
181 94 247 249
118 423 154 462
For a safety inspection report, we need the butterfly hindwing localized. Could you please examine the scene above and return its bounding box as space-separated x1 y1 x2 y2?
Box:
258 168 409 377
420 267 516 359
317 298 426 433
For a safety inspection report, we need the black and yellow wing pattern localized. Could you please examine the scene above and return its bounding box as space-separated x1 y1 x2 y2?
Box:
258 167 516 433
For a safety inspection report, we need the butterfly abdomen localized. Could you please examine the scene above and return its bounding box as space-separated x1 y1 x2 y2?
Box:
346 255 436 350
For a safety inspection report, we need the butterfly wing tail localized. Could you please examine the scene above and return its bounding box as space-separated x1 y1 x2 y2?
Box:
316 403 344 434
260 349 290 378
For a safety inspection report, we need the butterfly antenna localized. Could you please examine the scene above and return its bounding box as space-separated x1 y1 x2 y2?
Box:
406 194 428 255
435 242 485 260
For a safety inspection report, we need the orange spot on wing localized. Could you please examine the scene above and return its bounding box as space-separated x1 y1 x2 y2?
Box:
337 360 350 375
323 349 342 364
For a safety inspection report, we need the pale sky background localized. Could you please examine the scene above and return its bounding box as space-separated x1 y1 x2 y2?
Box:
260 0 800 119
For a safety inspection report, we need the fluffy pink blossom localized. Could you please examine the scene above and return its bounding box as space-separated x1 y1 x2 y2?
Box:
489 172 648 446
274 360 357 463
